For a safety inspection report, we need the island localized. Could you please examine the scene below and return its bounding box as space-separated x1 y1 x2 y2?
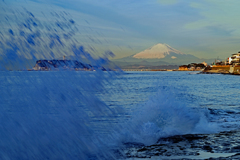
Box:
32 59 107 71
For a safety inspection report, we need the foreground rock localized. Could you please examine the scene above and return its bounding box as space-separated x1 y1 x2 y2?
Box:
121 130 240 159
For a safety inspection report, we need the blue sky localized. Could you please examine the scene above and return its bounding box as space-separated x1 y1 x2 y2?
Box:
1 0 240 59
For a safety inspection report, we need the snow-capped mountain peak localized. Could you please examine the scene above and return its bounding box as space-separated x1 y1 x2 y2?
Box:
133 43 185 59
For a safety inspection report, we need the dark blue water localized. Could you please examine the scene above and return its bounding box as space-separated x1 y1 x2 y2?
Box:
0 71 239 159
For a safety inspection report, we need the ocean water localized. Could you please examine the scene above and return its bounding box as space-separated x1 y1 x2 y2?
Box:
0 70 240 159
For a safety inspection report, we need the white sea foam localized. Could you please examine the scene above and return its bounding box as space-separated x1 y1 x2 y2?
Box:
120 88 221 146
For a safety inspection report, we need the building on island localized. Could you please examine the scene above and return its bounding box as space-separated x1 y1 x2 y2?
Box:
178 62 207 71
228 52 240 65
178 65 188 71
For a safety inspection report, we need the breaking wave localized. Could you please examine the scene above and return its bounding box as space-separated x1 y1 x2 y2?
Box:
119 88 220 146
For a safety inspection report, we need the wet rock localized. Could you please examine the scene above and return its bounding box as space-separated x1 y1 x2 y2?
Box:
156 148 167 152
232 145 240 150
184 134 208 141
222 143 230 146
190 145 198 148
230 153 240 159
165 153 171 156
136 154 147 158
123 142 145 148
154 153 160 156
123 129 240 159
159 135 185 143
205 142 211 145
203 145 212 152
224 147 230 151
137 147 148 152
179 147 185 150
158 134 207 143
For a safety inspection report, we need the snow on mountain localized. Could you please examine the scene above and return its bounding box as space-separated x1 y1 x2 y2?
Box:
133 43 185 59
111 43 213 68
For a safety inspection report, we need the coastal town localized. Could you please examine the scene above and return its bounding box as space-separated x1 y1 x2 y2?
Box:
201 52 240 74
178 51 240 75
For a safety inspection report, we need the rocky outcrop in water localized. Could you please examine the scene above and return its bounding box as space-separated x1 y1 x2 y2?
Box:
121 130 240 159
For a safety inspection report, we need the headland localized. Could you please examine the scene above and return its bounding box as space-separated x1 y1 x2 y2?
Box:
201 52 240 75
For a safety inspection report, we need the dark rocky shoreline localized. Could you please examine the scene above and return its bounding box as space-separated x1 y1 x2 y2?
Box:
122 130 240 159
200 65 240 75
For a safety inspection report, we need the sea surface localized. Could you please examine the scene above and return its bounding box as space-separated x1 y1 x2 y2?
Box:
0 70 240 159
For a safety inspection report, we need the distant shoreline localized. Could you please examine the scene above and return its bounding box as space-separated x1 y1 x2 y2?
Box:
122 69 198 71
24 69 199 72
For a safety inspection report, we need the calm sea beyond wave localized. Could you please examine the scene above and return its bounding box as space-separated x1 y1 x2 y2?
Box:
1 71 240 159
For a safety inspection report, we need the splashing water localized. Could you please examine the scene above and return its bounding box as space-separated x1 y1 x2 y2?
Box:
118 87 220 146
0 3 122 159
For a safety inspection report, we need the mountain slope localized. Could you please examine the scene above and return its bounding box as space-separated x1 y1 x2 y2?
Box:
133 43 185 59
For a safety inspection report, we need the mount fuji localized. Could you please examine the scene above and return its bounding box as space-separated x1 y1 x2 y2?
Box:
112 43 210 69
133 43 185 59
